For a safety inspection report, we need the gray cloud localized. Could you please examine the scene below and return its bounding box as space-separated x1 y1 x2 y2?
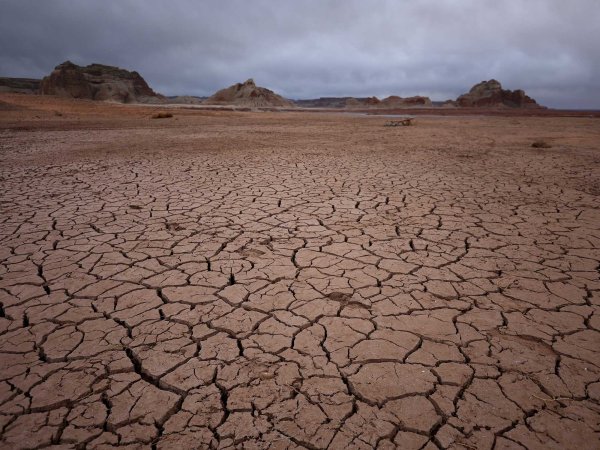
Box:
1 0 599 108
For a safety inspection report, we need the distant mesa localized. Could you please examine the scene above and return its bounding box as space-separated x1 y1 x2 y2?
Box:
440 100 458 108
294 81 541 109
345 96 381 108
293 97 352 108
166 95 207 105
294 97 367 108
1 63 543 110
380 95 432 107
204 79 294 107
456 79 542 108
40 61 163 103
0 77 41 94
296 95 433 109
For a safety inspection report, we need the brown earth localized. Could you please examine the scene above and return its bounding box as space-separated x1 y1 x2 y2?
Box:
0 93 599 449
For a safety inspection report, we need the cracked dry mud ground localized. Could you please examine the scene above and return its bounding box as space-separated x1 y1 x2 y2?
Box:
1 98 600 449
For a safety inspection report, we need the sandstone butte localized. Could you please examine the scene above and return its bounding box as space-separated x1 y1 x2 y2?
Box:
4 60 544 109
293 81 542 109
455 79 542 108
40 60 163 104
203 78 295 108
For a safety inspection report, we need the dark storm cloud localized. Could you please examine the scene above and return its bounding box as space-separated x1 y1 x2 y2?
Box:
1 0 599 108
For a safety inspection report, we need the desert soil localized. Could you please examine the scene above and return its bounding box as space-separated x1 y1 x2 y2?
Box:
1 93 599 449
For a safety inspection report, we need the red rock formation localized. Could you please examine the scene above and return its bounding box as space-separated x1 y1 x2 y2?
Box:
345 95 433 109
363 96 382 106
204 79 294 107
457 79 542 108
380 95 432 107
40 61 162 103
345 97 380 108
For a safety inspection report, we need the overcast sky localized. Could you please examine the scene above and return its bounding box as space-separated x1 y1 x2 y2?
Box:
1 0 599 108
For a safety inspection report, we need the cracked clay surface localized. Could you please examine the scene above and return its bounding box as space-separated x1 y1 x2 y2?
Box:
1 96 600 449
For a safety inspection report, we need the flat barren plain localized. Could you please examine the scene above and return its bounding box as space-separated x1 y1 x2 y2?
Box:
1 93 599 449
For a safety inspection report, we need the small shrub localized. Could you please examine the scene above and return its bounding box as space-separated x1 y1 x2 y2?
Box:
531 140 551 148
151 112 173 119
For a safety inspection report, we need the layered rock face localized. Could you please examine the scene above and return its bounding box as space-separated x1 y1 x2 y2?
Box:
379 95 432 107
345 96 381 108
0 77 41 94
295 95 432 109
457 79 541 108
40 61 162 103
166 95 207 105
294 97 356 108
295 97 382 108
204 79 294 107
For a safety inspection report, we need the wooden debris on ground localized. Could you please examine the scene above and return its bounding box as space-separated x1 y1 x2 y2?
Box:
384 118 414 127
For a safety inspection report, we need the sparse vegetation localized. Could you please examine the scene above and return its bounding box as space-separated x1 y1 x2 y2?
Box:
532 139 551 148
151 112 173 119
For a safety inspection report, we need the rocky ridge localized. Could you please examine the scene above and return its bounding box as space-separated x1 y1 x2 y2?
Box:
294 81 541 109
166 95 207 105
0 77 41 94
295 95 432 109
204 79 294 108
40 61 163 103
380 95 432 107
4 61 544 109
457 79 541 108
